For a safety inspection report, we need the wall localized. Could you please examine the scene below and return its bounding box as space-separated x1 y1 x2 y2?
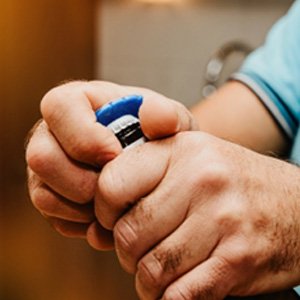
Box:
0 2 133 300
98 0 293 107
1 0 95 188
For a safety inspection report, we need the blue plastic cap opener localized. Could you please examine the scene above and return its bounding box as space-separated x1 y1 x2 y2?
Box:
95 95 146 149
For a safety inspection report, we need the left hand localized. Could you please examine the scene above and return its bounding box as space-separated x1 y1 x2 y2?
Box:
25 81 197 249
94 131 300 299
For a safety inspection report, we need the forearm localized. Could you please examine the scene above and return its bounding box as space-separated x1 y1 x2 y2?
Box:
191 81 290 155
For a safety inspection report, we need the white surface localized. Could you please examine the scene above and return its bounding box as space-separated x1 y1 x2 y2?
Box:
96 0 293 107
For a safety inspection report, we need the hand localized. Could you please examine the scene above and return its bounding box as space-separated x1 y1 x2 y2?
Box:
25 81 197 250
94 131 300 299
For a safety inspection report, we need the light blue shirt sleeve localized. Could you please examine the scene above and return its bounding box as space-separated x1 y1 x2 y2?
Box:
231 0 300 141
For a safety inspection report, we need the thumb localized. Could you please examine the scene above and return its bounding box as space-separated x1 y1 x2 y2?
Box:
139 96 198 140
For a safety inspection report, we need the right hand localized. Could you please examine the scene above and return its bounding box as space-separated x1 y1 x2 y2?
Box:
25 80 197 250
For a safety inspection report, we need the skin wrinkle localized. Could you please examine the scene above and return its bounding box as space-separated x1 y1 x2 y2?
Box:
114 198 153 252
166 287 190 300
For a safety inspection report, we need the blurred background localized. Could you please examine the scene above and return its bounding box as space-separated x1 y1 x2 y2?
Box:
0 0 294 299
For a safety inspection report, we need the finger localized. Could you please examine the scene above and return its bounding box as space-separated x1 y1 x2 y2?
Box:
160 256 234 300
134 211 220 299
113 194 189 274
139 97 199 139
99 82 198 139
80 81 197 139
94 140 171 230
86 221 114 251
46 216 89 239
41 80 197 166
30 179 95 223
26 121 98 203
41 81 123 166
113 171 198 274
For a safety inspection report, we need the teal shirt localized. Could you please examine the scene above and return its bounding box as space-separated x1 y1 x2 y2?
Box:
232 0 300 158
231 0 300 294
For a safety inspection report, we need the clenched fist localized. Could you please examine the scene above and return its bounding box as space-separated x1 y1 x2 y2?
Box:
25 80 197 249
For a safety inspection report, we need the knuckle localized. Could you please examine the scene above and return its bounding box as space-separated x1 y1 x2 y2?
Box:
137 255 164 290
41 81 85 120
26 138 54 177
189 162 230 193
216 210 239 233
114 219 139 274
222 241 254 269
163 286 190 300
40 87 64 120
26 147 50 176
114 218 139 253
31 186 59 215
215 202 245 232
